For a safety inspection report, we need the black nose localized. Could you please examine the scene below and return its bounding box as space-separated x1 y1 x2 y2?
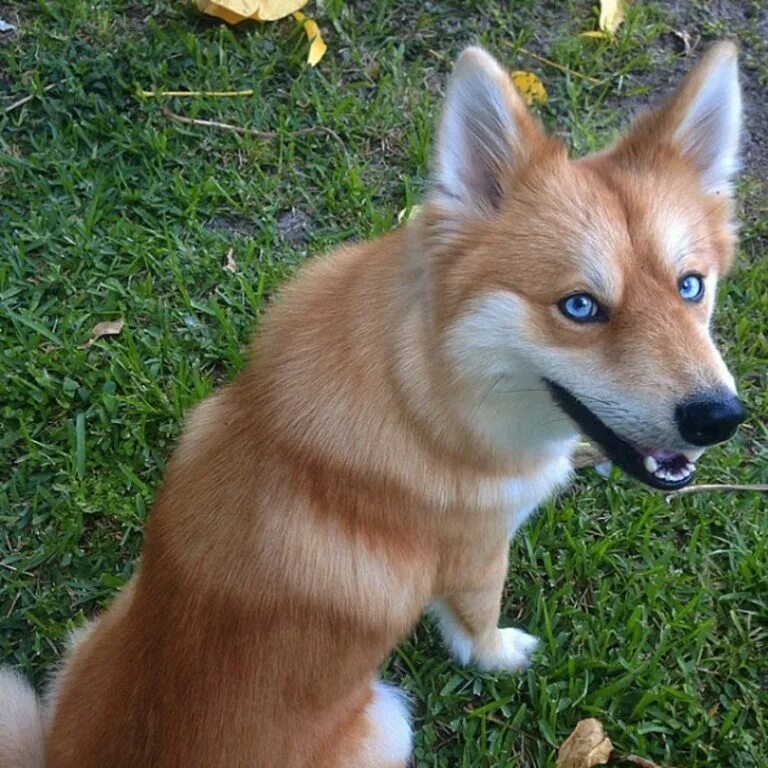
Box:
675 394 746 446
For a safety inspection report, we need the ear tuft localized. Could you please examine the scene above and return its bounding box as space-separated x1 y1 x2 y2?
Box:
666 42 742 195
432 47 539 215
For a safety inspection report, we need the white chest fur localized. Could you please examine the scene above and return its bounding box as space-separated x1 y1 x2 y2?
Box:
478 453 574 537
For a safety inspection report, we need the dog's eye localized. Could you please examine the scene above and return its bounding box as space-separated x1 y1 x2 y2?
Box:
558 293 607 323
678 273 705 302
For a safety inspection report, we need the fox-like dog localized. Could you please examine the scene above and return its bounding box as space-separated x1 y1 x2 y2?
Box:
0 42 746 767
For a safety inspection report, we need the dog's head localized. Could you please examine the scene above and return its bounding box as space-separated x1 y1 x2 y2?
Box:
424 44 745 489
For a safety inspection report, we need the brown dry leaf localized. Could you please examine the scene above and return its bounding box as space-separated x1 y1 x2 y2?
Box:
510 70 547 106
196 0 307 23
293 10 327 66
80 319 125 349
671 28 700 57
557 718 613 768
224 247 238 273
599 0 625 35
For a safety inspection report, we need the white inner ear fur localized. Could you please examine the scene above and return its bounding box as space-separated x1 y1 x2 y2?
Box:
434 47 523 213
673 49 741 196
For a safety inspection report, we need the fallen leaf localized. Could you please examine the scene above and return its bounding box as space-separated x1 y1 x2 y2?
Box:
580 30 610 40
510 70 547 106
196 0 307 23
224 247 238 272
557 718 613 768
671 28 700 57
599 0 625 35
293 11 327 66
80 319 125 349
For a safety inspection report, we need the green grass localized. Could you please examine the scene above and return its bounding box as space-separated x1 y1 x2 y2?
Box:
1 1 766 766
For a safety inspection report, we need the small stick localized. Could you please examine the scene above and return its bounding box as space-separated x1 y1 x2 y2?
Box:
4 81 61 113
161 107 278 138
502 42 604 85
626 756 666 768
139 89 255 98
160 107 345 151
666 483 768 501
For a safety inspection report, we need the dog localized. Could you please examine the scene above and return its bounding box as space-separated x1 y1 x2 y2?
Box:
0 42 746 767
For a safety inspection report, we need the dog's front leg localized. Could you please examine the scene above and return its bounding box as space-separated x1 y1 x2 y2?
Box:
432 547 539 674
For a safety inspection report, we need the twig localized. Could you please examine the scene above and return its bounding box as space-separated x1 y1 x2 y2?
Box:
502 42 604 85
162 107 277 137
666 483 768 502
4 81 61 114
626 756 666 768
139 89 255 98
160 107 345 152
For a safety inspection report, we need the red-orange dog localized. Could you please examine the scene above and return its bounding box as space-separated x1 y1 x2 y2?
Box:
0 42 745 767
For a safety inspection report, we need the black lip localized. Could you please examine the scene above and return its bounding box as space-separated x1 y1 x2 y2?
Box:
544 379 694 491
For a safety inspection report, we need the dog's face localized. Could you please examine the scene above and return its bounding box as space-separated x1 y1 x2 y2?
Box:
425 45 744 489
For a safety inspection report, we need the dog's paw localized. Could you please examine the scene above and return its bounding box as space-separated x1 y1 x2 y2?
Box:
473 628 539 674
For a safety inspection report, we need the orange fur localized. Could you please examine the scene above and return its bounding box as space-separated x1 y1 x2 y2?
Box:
0 43 744 768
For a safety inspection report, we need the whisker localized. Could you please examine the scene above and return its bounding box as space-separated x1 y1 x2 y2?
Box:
476 375 508 411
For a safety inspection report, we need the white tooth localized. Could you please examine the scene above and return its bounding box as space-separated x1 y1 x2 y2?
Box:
644 456 659 473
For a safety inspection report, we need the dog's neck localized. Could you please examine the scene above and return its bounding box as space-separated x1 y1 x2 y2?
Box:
389 221 580 476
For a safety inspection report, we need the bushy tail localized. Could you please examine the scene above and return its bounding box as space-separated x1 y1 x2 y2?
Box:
0 668 45 768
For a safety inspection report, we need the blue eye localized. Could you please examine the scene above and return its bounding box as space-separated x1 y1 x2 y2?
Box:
558 293 606 323
679 273 705 302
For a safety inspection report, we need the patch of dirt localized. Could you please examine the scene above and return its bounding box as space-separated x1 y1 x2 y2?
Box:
667 1 768 187
597 1 767 182
204 215 258 238
599 0 768 250
277 208 312 247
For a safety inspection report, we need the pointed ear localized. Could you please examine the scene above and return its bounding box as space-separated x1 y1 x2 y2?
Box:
625 42 742 196
431 47 545 215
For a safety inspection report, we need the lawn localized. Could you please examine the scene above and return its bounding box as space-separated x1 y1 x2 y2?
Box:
1 1 766 766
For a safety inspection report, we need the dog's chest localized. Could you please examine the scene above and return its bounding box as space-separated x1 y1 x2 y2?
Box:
478 455 573 537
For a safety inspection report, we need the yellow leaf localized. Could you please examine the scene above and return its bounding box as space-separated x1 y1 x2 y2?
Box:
293 11 327 66
557 718 613 768
580 30 610 40
196 0 307 23
598 0 625 35
510 70 547 106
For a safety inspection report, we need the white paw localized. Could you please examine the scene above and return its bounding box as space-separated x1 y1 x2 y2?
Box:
473 628 539 674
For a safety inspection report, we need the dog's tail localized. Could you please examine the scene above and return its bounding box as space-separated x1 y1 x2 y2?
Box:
0 667 45 768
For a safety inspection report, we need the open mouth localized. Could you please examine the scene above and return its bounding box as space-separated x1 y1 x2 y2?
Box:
545 380 697 491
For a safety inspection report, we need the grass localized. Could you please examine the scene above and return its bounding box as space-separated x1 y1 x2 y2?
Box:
1 1 766 766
